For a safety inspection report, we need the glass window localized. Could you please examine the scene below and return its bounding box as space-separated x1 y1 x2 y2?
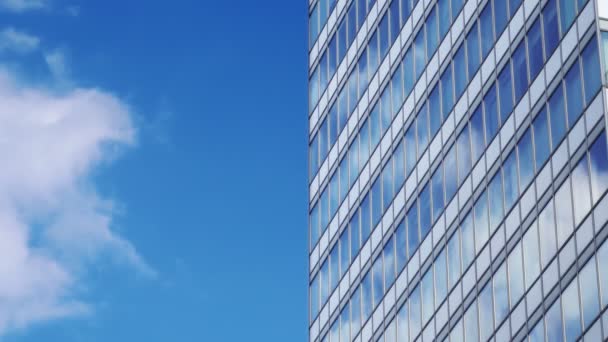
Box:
410 286 422 339
407 202 419 257
518 128 534 189
310 66 320 109
474 192 490 253
471 105 485 161
484 84 499 142
401 0 411 23
480 3 494 58
350 212 360 262
420 186 432 239
508 243 525 305
533 107 550 171
452 0 464 19
589 132 608 204
371 104 381 148
339 159 348 201
347 4 357 45
467 22 481 78
340 303 350 342
360 120 370 165
397 301 409 341
435 249 448 305
405 125 417 175
352 286 362 332
447 230 461 289
513 40 529 102
538 201 557 268
311 203 320 247
479 283 495 341
445 144 458 202
498 61 514 122
441 64 454 119
562 277 581 341
579 256 600 329
338 20 348 61
311 274 319 317
392 64 404 115
390 0 400 43
362 271 372 320
603 32 608 84
421 268 434 323
417 103 430 153
414 29 426 80
379 12 390 58
329 173 338 215
309 4 319 47
543 0 559 57
599 241 608 307
582 36 602 104
396 220 407 271
361 194 371 241
372 255 383 307
358 53 369 96
371 178 382 225
382 160 394 210
464 302 479 342
523 222 541 289
381 89 391 133
493 263 509 325
564 60 583 127
554 179 573 247
503 150 518 211
330 244 339 291
431 166 445 222
546 297 563 341
429 85 442 138
439 0 450 38
559 0 575 34
330 312 340 342
488 172 504 232
384 236 396 288
321 190 329 231
493 0 508 37
571 156 591 226
510 0 523 15
528 18 544 81
457 125 472 184
461 211 475 269
454 45 467 98
549 85 566 149
349 139 359 185
426 7 439 57
394 141 405 189
321 259 329 304
529 316 546 342
369 31 379 74
339 229 349 278
403 48 415 96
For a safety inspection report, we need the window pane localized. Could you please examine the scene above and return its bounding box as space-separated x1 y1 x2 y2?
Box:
330 245 339 290
543 0 559 57
508 243 525 305
528 18 544 81
479 283 494 341
598 241 608 307
431 167 445 222
457 124 472 184
372 255 383 307
362 271 372 320
582 36 602 104
352 287 362 332
420 185 432 239
417 103 430 153
442 64 454 119
484 84 499 142
403 48 415 95
435 248 448 305
503 151 518 211
464 302 479 342
494 263 509 325
439 0 450 38
538 201 557 268
564 60 583 126
445 144 458 201
396 220 407 271
579 256 600 329
529 318 546 342
407 202 419 257
379 13 390 59
474 192 490 253
395 141 405 188
493 0 508 38
397 301 409 341
589 132 608 204
471 105 485 161
480 3 494 58
429 85 442 137
523 222 541 289
389 0 400 43
339 229 349 278
426 7 439 57
455 45 467 98
549 85 566 149
546 297 564 342
461 211 475 268
414 29 425 80
561 278 581 342
361 194 371 241
421 268 434 323
410 286 422 339
371 178 382 225
405 125 417 175
554 180 573 247
533 108 551 170
384 237 396 288
467 22 481 78
518 128 534 189
350 212 360 261
447 230 461 289
571 156 591 226
558 0 575 34
498 61 514 122
382 160 394 209
488 172 504 232
513 40 529 102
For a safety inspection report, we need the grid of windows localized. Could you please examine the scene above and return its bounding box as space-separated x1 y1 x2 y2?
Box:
309 0 608 341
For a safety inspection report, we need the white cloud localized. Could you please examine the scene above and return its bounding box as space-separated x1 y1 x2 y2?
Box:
0 62 154 334
0 28 39 54
44 49 68 79
0 0 46 12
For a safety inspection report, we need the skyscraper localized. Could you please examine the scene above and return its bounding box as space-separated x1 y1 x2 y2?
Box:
308 0 608 341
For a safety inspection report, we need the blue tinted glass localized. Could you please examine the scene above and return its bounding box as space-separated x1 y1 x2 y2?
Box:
401 0 411 24
320 260 329 303
431 167 444 222
417 103 430 153
451 0 464 19
565 60 583 127
309 66 320 109
447 231 461 288
311 274 319 317
405 125 417 175
369 31 379 73
464 301 479 342
461 211 475 267
503 151 518 210
498 61 514 122
396 220 407 271
381 89 392 132
559 0 575 34
457 125 471 184
441 64 454 119
384 237 396 287
311 203 320 246
546 298 563 341
371 178 382 225
395 141 405 188
392 64 404 114
562 279 581 341
410 286 422 339
347 4 357 45
309 4 319 47
329 173 338 214
348 73 358 113
510 0 523 15
320 189 329 230
488 173 504 231
362 271 372 319
484 84 499 142
493 0 508 37
543 0 559 57
582 36 602 105
329 244 339 290
419 185 432 238
338 89 348 131
310 134 319 176
372 255 383 307
454 45 467 98
579 256 600 328
358 0 366 26
414 29 425 80
390 0 400 43
467 22 481 77
361 194 371 241
474 192 489 252
370 104 381 147
549 85 566 149
471 105 485 160
382 160 394 209
407 202 419 256
479 284 495 341
445 145 458 201
360 119 370 163
319 118 328 160
527 18 544 80
339 159 348 201
439 0 450 39
429 85 441 137
328 36 337 77
533 108 550 169
421 268 434 322
518 128 534 189
589 132 608 203
403 48 415 96
350 213 360 261
319 52 328 90
329 104 338 145
480 3 494 58
379 12 390 57
493 264 509 325
426 7 439 57
338 20 348 61
358 53 369 95
513 40 528 102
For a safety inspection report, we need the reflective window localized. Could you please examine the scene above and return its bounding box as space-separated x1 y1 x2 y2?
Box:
582 36 602 104
528 18 544 80
554 179 573 247
498 61 514 122
429 85 441 137
474 192 489 253
562 277 581 341
533 108 550 171
461 211 475 268
471 105 485 161
447 230 461 289
396 220 407 271
384 236 396 288
493 263 509 325
564 60 583 126
407 203 419 257
464 302 479 342
603 32 608 83
435 248 448 305
441 63 454 119
410 286 422 339
579 256 600 329
546 297 563 341
538 200 557 268
421 268 434 323
417 104 430 153
426 7 439 57
480 3 494 58
518 128 534 189
513 40 528 102
543 0 559 57
419 186 432 238
484 84 499 142
457 125 471 184
549 85 566 149
508 243 524 305
397 300 409 341
523 222 541 289
454 45 467 98
431 167 444 222
488 172 504 232
414 29 426 80
493 0 508 38
479 283 494 341
467 22 481 78
589 132 608 204
571 156 591 226
558 0 575 34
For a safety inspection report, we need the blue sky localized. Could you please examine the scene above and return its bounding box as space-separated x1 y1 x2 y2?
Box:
0 1 309 341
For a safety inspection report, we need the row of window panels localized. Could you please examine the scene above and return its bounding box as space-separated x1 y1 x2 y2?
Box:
308 0 571 223
310 0 479 179
309 0 339 48
319 128 608 342
309 2 599 269
309 0 521 248
310 64 601 325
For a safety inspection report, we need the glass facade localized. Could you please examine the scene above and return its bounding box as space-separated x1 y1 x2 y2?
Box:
308 0 608 341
